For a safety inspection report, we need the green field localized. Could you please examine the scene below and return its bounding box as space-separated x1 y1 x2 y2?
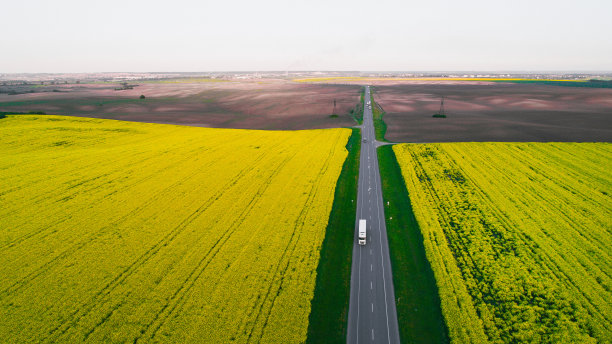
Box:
393 142 611 343
490 79 612 88
0 114 350 343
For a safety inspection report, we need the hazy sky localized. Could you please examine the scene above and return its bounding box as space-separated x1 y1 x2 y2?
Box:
2 0 611 72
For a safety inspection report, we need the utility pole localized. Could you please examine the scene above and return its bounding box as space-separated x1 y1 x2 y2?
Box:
439 96 445 117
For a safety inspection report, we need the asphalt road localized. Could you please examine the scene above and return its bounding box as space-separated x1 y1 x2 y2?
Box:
347 86 400 343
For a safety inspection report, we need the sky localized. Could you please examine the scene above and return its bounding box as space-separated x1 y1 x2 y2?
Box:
2 0 611 72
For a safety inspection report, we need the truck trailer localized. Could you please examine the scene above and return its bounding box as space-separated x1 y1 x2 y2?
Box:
358 219 367 245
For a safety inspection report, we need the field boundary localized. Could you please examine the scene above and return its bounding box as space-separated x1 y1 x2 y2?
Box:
377 145 449 344
294 77 612 88
306 128 361 344
0 111 47 117
490 79 612 88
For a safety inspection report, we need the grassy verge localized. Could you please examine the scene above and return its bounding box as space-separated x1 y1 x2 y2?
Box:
349 87 365 124
306 128 361 344
378 145 449 344
370 87 388 141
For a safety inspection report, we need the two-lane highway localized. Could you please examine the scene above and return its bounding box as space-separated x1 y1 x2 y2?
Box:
347 86 400 343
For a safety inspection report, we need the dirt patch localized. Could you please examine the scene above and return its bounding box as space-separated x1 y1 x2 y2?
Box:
373 83 612 142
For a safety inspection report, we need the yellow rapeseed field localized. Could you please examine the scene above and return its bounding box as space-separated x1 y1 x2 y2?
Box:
0 114 350 343
393 142 611 344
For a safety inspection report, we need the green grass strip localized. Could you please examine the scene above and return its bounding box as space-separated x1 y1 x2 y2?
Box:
306 128 361 344
378 145 449 344
349 87 365 125
370 88 388 142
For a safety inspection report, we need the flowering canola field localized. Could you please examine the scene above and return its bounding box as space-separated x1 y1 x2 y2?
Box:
393 142 611 343
0 115 350 343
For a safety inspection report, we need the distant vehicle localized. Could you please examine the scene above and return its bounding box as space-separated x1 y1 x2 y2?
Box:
363 139 367 143
358 219 367 245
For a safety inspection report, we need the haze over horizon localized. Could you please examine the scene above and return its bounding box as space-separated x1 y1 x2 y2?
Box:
2 0 611 73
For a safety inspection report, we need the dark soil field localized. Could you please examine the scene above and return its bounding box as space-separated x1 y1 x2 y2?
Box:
4 79 610 141
372 83 612 142
0 80 362 130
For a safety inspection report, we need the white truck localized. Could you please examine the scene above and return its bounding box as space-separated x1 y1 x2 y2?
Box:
358 219 367 245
